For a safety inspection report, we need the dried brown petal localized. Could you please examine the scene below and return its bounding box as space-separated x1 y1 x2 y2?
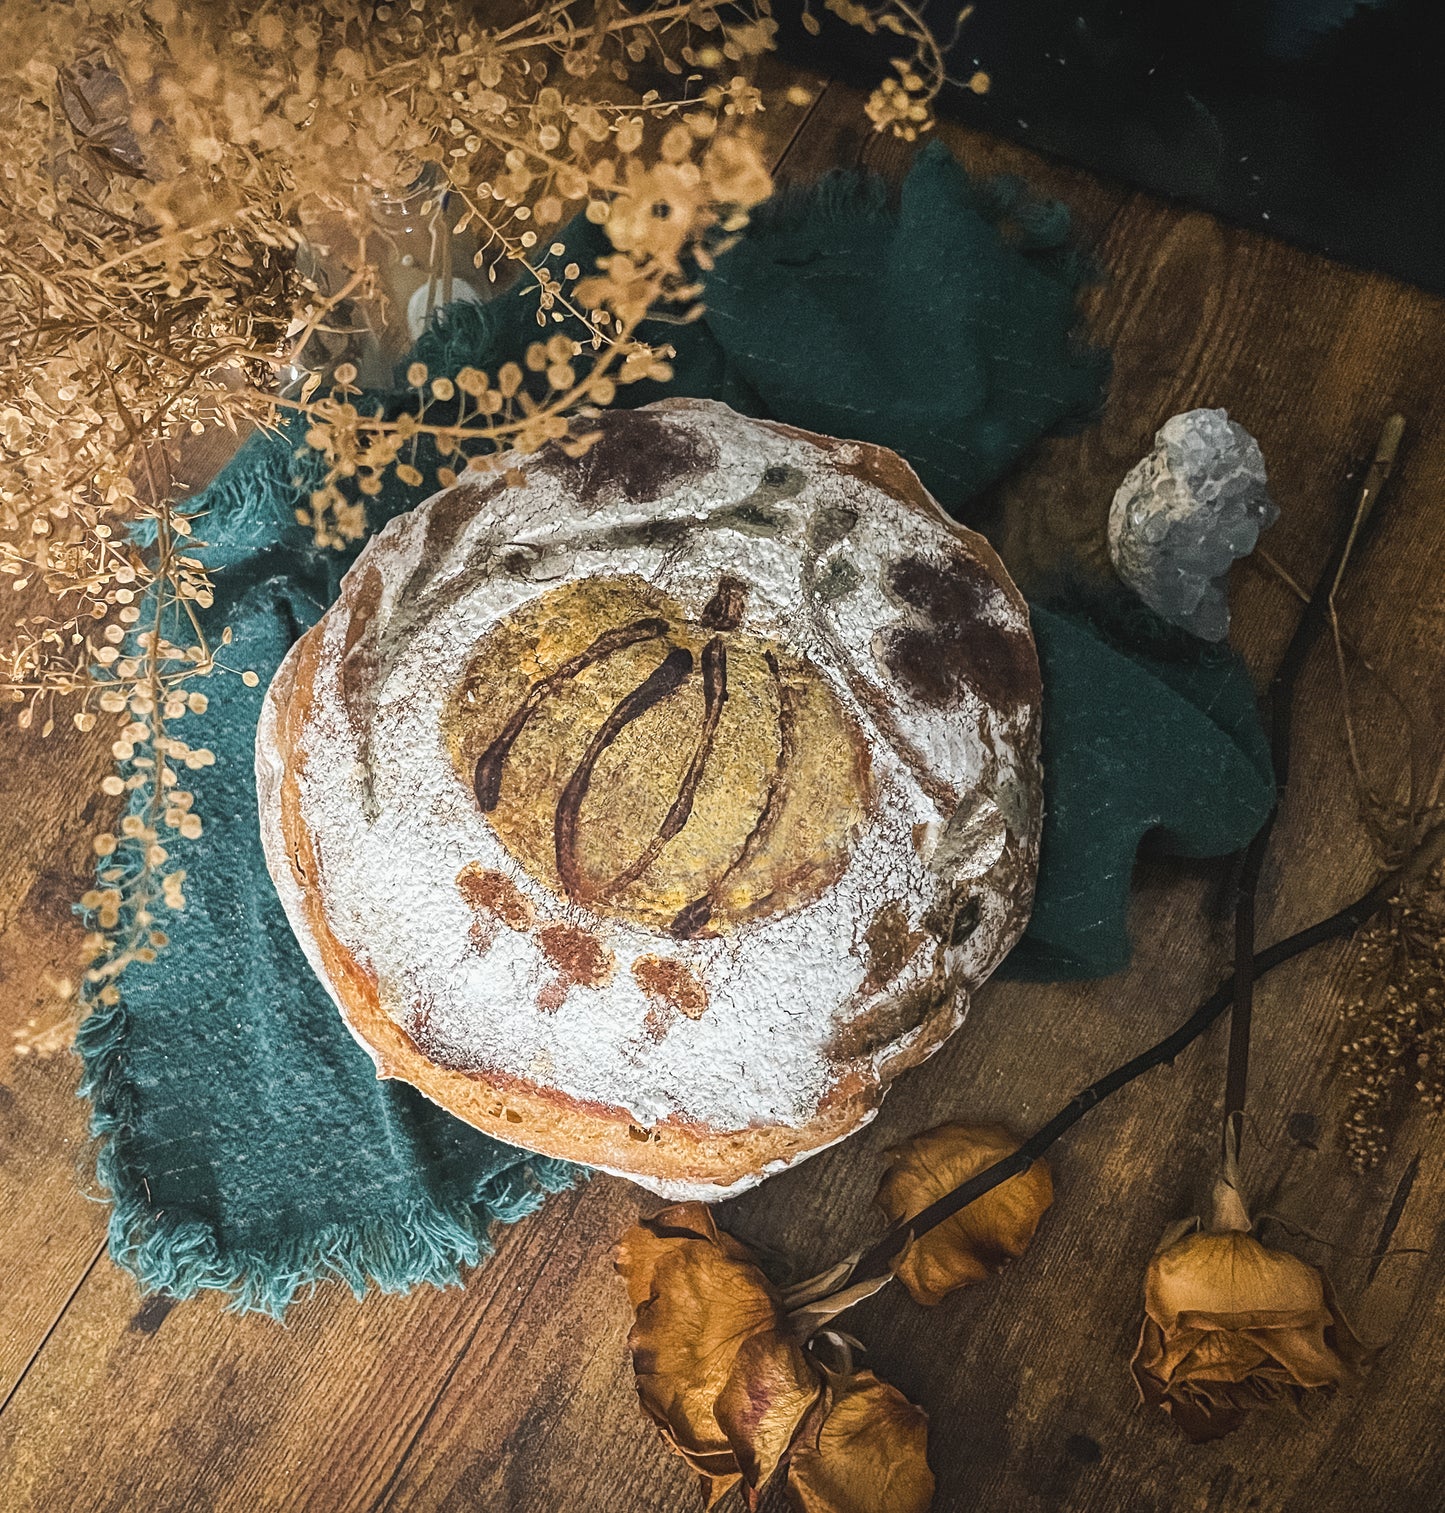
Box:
875 1122 1053 1306
785 1370 934 1513
714 1328 821 1490
615 1201 754 1311
629 1245 771 1498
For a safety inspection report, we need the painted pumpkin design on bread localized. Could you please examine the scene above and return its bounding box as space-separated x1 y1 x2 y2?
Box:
445 573 872 938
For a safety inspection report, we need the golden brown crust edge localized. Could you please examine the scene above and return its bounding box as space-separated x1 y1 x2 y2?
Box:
261 420 1040 1194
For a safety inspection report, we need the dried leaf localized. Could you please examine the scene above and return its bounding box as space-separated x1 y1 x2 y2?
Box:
778 1251 863 1312
785 1370 934 1513
786 1271 895 1337
1131 1228 1368 1442
875 1122 1052 1306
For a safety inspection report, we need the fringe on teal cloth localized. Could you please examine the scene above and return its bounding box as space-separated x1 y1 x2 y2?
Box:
76 141 1272 1315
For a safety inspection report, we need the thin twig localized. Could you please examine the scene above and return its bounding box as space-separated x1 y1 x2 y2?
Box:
1224 415 1405 1158
287 249 372 368
1254 548 1431 860
1327 415 1411 825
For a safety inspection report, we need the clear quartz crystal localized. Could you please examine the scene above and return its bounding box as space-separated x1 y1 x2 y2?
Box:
1107 408 1277 641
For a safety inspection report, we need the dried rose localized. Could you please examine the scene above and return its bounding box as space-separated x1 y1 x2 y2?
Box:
1131 1182 1366 1442
874 1122 1053 1306
617 1202 818 1505
616 1203 933 1511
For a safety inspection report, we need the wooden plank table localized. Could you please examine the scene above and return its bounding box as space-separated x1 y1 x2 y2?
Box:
4 71 1445 1512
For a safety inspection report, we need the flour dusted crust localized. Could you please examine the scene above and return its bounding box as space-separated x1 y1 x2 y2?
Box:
256 399 1043 1200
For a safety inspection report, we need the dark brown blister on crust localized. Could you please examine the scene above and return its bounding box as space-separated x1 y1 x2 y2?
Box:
537 408 719 505
881 549 1042 712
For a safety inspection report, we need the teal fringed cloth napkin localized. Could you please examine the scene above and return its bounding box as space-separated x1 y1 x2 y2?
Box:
77 141 1272 1314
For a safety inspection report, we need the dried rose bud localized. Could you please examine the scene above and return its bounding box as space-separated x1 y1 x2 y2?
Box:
1131 1178 1367 1442
616 1203 933 1512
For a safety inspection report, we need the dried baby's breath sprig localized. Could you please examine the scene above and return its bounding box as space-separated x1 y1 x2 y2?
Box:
1339 861 1445 1170
1 1 953 1055
11 498 258 1058
801 0 989 140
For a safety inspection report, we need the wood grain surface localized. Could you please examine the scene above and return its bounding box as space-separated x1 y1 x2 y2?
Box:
4 72 1445 1513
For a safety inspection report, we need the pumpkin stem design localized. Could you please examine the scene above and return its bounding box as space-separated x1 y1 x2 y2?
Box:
554 645 695 905
473 617 668 812
699 574 747 631
669 895 713 938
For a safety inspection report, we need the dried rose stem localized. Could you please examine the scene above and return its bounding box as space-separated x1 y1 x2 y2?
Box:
1223 414 1404 1158
781 425 1420 1306
847 816 1445 1285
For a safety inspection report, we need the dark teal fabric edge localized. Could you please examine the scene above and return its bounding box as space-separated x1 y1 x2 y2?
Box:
74 955 581 1316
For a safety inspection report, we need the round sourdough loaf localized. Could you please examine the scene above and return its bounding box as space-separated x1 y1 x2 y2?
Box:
256 398 1042 1200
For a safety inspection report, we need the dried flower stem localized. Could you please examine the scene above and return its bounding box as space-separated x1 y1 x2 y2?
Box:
842 817 1445 1289
1224 414 1405 1157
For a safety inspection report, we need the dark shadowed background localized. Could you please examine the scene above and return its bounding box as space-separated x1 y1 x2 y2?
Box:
775 0 1445 294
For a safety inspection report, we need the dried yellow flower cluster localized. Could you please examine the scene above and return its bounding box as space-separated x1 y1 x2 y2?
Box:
801 0 987 139
0 0 948 1054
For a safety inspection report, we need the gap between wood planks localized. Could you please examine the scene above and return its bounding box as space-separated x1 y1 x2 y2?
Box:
0 1237 108 1422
